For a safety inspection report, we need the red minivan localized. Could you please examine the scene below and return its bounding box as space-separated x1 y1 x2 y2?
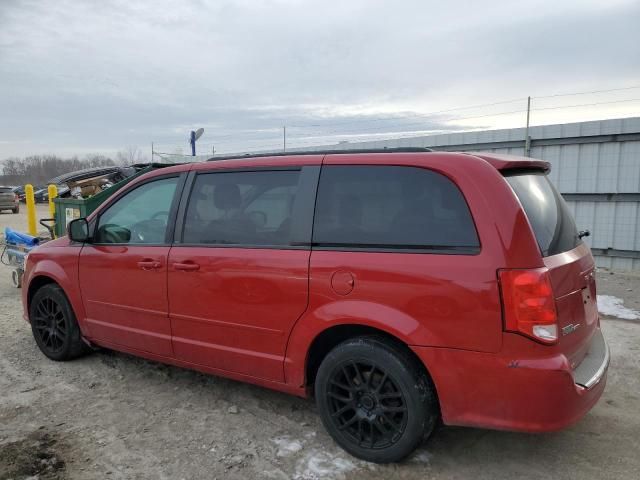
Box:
22 149 609 462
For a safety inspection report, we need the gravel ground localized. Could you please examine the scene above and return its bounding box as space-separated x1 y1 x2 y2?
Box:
1 210 639 479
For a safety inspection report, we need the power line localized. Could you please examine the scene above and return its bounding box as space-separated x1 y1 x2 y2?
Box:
290 93 640 136
254 98 640 150
204 86 640 140
284 96 640 142
287 97 527 129
154 91 640 153
159 87 640 146
198 129 283 141
287 107 529 139
213 126 482 153
157 97 525 145
533 85 640 99
531 98 640 111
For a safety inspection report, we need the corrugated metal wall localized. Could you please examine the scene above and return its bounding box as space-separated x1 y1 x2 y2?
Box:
291 117 640 270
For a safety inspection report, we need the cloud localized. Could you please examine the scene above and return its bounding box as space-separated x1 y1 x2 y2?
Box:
0 0 639 158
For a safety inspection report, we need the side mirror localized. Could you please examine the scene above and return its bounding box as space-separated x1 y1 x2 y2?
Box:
68 218 90 243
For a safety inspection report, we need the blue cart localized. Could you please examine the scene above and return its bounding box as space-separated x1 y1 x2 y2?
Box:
1 228 41 288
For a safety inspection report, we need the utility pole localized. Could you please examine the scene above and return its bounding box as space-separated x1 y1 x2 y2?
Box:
283 126 286 152
151 142 154 162
524 96 531 157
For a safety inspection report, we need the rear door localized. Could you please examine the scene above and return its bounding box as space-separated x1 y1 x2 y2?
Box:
167 166 318 381
505 173 598 364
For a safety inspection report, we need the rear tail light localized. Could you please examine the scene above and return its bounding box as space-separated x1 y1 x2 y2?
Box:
498 267 558 344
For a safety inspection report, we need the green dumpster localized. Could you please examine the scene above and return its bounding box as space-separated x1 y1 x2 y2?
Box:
52 165 161 237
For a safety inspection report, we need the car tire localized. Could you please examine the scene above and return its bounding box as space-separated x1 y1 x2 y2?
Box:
12 206 19 214
315 336 438 463
29 283 89 361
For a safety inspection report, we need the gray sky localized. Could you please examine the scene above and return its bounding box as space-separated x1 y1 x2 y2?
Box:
1 0 639 159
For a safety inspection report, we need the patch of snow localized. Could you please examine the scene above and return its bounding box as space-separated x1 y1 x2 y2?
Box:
272 436 304 457
294 450 357 480
597 295 640 320
411 449 432 463
262 469 290 480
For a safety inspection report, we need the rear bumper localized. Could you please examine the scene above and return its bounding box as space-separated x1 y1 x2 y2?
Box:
573 328 609 389
412 328 608 432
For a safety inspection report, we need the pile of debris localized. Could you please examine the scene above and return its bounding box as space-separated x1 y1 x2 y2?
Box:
48 165 138 199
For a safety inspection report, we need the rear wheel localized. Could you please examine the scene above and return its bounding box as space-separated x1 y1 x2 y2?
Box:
29 284 88 361
12 205 19 214
315 336 438 463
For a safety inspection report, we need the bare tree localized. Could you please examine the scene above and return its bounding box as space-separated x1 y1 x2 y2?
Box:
115 146 148 165
0 154 116 185
84 154 115 168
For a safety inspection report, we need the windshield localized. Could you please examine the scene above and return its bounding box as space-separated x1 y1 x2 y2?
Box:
506 173 580 257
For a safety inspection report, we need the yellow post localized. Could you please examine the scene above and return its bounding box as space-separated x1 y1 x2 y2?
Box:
48 184 58 238
25 184 37 236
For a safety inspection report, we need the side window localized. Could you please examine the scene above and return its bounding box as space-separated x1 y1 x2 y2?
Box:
182 170 301 246
95 177 179 244
313 165 479 252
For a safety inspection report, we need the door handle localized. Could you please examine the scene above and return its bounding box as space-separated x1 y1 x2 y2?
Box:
137 259 162 270
173 262 200 272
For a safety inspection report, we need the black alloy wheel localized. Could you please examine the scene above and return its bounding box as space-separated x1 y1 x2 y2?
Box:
32 296 67 354
30 283 88 361
327 361 408 449
315 336 438 463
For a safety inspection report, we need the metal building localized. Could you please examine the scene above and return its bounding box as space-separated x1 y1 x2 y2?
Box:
292 117 640 270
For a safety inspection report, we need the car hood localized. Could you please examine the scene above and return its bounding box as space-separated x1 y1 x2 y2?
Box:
39 236 72 248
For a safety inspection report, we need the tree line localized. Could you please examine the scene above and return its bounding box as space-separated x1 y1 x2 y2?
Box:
0 148 147 186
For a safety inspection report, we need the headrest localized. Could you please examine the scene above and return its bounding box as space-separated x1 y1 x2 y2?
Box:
214 183 241 210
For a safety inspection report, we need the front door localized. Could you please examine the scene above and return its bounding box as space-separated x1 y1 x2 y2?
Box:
168 167 317 381
79 175 181 356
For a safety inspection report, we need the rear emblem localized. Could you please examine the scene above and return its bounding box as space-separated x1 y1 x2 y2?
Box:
562 323 581 336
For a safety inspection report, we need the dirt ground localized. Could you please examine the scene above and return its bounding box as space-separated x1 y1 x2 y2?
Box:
1 209 639 480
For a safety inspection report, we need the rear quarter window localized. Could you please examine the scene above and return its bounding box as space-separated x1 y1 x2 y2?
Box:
313 165 479 252
505 173 580 257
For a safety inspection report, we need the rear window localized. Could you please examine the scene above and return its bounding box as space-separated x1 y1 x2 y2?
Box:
506 173 580 257
313 165 479 252
0 187 13 193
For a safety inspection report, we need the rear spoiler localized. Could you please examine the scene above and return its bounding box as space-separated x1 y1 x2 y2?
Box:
463 152 551 174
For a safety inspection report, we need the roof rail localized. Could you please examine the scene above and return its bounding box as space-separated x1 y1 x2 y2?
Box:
206 147 433 162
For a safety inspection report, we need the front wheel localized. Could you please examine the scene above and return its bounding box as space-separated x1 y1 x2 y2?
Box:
315 336 438 463
30 283 88 361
